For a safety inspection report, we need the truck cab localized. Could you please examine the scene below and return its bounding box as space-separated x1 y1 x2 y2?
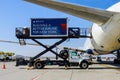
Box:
68 50 92 69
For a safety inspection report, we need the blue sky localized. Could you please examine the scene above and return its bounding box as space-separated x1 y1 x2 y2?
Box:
0 0 120 56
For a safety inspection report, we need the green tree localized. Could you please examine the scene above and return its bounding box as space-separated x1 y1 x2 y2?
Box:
5 52 15 56
0 51 4 55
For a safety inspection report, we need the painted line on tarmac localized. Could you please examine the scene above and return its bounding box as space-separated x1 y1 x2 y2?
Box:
31 71 48 80
101 64 120 73
70 70 73 80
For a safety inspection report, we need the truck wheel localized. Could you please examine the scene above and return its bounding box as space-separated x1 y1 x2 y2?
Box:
34 61 45 69
80 61 88 69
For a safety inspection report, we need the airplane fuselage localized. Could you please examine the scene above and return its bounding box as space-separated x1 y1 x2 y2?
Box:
91 14 120 54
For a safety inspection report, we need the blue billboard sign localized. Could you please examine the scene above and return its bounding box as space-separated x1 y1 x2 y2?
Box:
30 18 68 37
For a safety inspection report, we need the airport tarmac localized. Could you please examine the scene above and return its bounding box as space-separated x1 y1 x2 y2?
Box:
0 62 120 80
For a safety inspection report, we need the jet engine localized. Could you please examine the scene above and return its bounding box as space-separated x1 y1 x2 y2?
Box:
86 49 93 54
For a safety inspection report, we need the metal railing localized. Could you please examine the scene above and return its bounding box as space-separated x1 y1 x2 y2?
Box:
79 28 91 38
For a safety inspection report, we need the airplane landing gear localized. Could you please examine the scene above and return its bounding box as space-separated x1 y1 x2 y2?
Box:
114 50 120 64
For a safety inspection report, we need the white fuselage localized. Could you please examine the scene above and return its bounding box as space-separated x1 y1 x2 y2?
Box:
86 2 120 54
91 14 120 54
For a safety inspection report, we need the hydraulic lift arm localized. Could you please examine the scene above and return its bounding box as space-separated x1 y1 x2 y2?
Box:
31 38 67 60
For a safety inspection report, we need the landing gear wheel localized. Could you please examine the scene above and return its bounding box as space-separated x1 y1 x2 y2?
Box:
80 61 88 69
114 59 120 64
34 61 45 69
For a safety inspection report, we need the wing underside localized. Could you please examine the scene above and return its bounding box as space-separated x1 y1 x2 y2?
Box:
24 0 117 25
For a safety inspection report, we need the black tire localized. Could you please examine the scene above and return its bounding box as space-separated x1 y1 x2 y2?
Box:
114 59 118 64
59 50 69 59
34 61 45 69
80 61 88 69
114 59 120 64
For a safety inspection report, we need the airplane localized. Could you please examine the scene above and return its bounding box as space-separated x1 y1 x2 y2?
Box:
23 0 120 56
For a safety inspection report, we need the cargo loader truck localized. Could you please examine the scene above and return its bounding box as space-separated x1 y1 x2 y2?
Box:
16 49 92 69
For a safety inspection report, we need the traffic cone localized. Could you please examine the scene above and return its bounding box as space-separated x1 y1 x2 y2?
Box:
2 63 6 69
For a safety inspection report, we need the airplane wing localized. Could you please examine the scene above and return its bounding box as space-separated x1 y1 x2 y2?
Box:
24 0 118 25
0 40 86 52
0 40 39 46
